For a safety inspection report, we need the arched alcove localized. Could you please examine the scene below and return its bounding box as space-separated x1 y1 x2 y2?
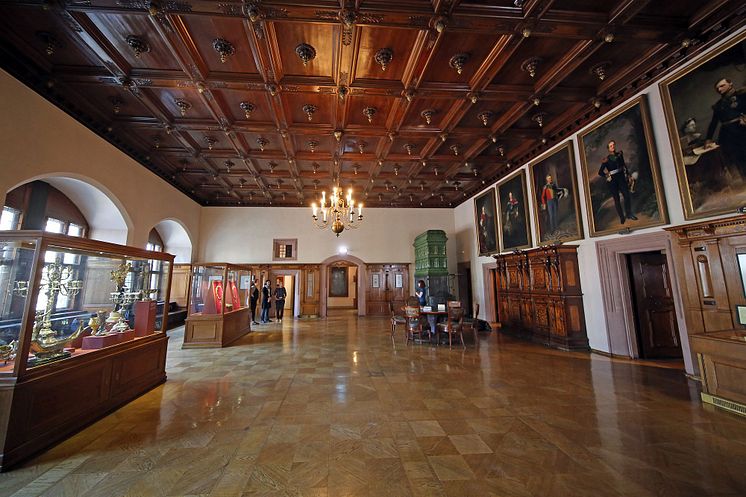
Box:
151 219 193 263
319 254 367 317
5 174 132 244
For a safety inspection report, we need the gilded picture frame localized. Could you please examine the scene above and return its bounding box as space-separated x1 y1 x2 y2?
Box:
659 32 746 220
496 170 532 251
473 188 499 256
528 142 584 244
578 96 668 237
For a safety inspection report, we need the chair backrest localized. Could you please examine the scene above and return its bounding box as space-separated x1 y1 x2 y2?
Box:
406 296 420 307
404 306 420 319
447 300 462 308
448 306 464 324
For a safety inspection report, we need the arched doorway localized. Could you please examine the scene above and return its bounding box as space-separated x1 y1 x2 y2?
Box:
319 254 367 317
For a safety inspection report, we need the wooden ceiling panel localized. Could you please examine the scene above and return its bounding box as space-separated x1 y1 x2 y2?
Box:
456 101 515 131
345 94 394 127
180 16 259 75
271 22 337 79
0 7 103 69
73 83 155 120
422 33 502 84
558 40 663 89
281 92 336 126
148 87 214 120
353 27 420 82
551 0 610 14
87 13 183 72
293 134 335 155
491 36 581 86
213 89 275 124
240 132 284 153
400 98 452 129
0 1 739 207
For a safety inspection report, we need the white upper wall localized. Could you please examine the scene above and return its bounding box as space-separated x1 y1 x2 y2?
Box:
0 69 201 251
199 206 457 277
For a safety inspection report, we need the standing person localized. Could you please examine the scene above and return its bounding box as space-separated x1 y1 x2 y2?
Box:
416 280 427 307
705 77 746 177
274 280 287 322
598 140 637 224
540 174 560 234
248 280 259 325
260 280 272 323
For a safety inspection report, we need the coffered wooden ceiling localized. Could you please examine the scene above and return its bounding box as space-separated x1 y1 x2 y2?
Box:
0 0 743 207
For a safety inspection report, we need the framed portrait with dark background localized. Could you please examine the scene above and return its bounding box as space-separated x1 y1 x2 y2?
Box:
659 32 746 220
578 96 667 237
529 142 583 244
329 266 348 297
497 170 532 251
473 188 499 256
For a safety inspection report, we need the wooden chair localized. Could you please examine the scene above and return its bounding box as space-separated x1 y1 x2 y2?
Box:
404 306 425 345
462 302 480 347
390 301 406 344
406 295 420 307
437 305 465 348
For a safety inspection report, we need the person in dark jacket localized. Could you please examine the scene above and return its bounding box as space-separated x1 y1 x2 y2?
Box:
260 280 272 323
274 280 287 322
249 280 259 325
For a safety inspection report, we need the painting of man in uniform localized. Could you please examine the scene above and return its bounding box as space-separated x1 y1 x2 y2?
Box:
578 96 667 237
473 188 498 256
660 33 746 219
497 171 532 251
529 143 583 244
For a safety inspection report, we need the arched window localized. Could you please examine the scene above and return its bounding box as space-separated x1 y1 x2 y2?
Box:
2 181 89 236
146 228 165 300
2 181 90 313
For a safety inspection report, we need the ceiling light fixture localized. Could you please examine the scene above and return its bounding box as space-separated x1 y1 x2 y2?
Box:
374 48 393 71
311 186 364 237
295 42 316 66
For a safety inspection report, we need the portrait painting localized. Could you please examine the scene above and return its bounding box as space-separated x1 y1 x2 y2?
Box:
497 170 532 251
659 32 746 219
529 142 583 244
329 266 348 297
578 96 667 237
473 188 499 256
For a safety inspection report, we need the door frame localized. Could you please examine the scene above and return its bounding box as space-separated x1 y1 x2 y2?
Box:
269 269 301 318
319 254 367 317
596 232 693 373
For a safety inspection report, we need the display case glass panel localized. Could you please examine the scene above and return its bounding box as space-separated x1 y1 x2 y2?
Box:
0 238 38 372
0 233 173 375
226 268 250 312
189 264 226 315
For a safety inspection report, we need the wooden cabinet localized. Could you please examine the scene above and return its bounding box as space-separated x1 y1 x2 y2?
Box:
667 216 746 416
494 245 588 351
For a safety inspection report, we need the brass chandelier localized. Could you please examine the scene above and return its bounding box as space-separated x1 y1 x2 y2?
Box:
311 186 364 236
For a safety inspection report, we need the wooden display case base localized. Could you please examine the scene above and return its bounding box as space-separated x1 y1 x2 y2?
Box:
692 331 746 417
183 307 251 348
0 334 168 471
701 392 746 417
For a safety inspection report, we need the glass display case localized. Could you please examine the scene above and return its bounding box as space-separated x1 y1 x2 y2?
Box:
0 231 174 470
183 263 252 348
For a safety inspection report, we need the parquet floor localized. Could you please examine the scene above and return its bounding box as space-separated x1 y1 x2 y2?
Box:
2 311 746 497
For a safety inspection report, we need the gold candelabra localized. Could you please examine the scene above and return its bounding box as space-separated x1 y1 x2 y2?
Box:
311 186 363 237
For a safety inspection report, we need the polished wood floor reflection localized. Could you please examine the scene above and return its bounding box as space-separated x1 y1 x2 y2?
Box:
2 312 746 496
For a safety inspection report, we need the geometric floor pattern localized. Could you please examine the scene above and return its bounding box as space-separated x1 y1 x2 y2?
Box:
2 310 746 496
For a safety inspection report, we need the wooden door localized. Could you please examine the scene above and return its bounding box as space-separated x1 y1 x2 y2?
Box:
629 252 682 359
